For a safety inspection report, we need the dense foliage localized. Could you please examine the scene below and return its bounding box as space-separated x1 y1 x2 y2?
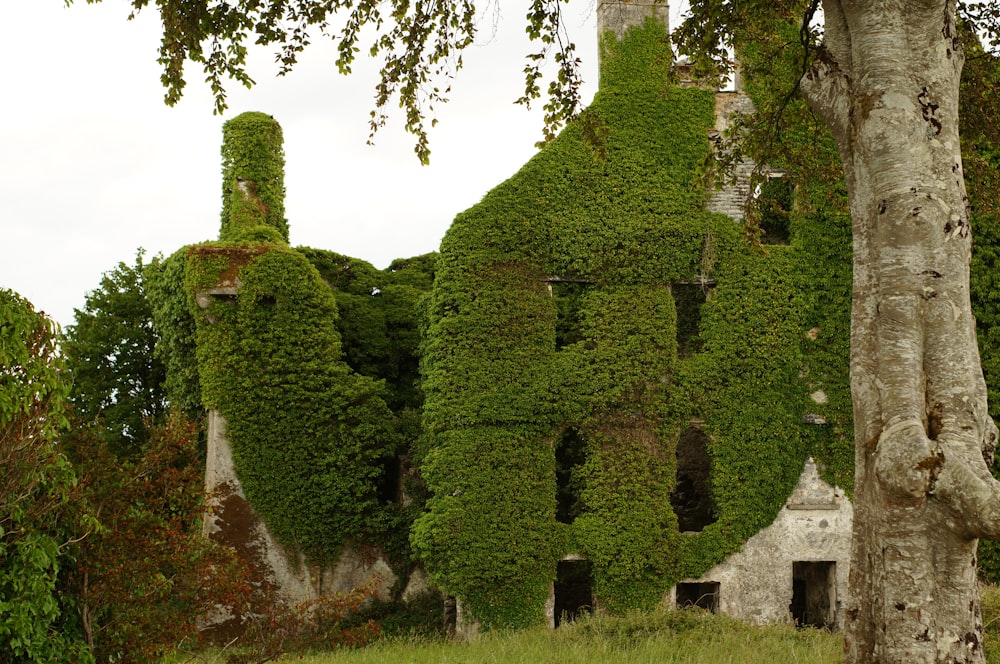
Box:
220 112 288 243
0 289 92 662
182 110 428 566
145 250 204 420
187 242 396 564
64 414 246 663
62 251 167 457
412 17 856 628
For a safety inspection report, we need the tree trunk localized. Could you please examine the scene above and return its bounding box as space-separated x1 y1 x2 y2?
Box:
802 1 1000 661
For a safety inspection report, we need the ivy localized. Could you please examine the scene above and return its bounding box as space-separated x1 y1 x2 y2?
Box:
219 112 288 243
188 244 396 564
414 17 858 628
145 249 203 420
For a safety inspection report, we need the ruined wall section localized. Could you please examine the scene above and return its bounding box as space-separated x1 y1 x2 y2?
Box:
200 410 395 639
597 0 670 42
185 113 414 638
705 91 758 221
670 458 852 628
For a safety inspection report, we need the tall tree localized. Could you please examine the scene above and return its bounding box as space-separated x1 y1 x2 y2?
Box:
63 251 167 457
65 0 1000 660
800 3 999 661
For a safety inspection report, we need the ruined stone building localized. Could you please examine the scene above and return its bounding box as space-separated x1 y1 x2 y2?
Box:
411 1 858 634
159 0 1000 641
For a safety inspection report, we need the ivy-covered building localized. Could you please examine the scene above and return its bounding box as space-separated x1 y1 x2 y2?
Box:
145 111 439 639
140 0 1000 640
410 3 860 633
405 1 1000 633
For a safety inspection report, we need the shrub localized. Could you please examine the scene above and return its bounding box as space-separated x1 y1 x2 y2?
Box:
0 288 91 662
64 413 247 663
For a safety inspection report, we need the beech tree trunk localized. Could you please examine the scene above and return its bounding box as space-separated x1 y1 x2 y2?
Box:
801 1 1000 662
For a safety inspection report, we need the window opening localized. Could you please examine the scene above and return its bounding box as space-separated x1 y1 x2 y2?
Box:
443 596 457 637
757 176 793 245
790 561 837 629
195 288 239 324
672 282 713 358
545 278 592 349
554 559 594 627
555 428 587 524
670 424 716 532
376 455 402 504
676 582 720 613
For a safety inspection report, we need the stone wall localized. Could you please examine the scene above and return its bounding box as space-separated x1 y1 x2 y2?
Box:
706 91 759 221
667 458 853 628
597 1 670 42
200 411 397 640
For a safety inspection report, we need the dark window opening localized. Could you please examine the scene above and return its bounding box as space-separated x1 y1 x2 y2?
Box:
555 428 587 524
758 176 793 245
443 595 457 638
549 280 590 349
672 283 712 358
670 425 716 532
676 581 720 613
554 559 594 627
790 561 837 629
198 290 238 324
376 455 402 504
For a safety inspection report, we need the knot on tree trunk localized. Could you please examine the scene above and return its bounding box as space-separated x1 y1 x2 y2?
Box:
932 429 1000 540
875 419 942 502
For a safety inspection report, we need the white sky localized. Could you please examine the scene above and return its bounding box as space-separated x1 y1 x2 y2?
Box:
0 2 683 327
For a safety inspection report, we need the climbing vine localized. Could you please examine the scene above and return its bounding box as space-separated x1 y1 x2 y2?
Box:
219 112 288 243
187 243 396 564
182 113 405 565
413 17 858 628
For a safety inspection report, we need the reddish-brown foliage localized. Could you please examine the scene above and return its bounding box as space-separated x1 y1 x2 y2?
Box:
64 413 249 663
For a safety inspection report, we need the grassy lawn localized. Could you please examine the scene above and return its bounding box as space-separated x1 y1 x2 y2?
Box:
293 614 842 664
170 585 1000 664
172 607 842 664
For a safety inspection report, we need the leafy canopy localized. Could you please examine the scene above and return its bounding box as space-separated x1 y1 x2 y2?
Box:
67 0 581 163
62 250 167 458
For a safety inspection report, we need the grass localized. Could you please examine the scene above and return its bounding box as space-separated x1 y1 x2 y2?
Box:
294 610 841 664
172 607 841 664
171 585 1000 664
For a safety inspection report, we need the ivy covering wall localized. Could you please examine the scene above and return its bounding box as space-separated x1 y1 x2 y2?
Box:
179 113 408 565
412 18 858 628
148 244 434 574
219 111 288 243
137 20 1000 625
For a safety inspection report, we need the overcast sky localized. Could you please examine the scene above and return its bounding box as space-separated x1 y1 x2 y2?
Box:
0 2 682 327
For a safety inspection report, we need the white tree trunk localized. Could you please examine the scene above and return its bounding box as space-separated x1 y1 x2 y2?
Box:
802 1 1000 661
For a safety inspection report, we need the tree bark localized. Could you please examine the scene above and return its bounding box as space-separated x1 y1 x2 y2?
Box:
802 1 1000 661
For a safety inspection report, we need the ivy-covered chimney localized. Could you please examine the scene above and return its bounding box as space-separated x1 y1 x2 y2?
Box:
597 0 669 42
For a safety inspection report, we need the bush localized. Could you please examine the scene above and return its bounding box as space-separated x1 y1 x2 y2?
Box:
226 584 381 663
0 289 91 662
64 413 247 663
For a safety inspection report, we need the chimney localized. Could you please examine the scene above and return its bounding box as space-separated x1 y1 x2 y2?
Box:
597 1 669 42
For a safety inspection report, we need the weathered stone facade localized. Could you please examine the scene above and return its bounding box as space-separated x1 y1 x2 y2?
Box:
597 0 670 42
201 408 396 639
668 458 853 628
706 91 759 222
